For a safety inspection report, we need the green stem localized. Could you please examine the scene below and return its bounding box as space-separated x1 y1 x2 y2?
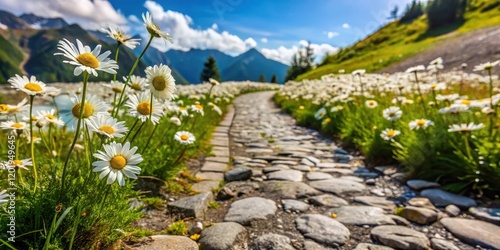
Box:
130 121 146 143
60 72 89 200
141 124 159 154
113 44 120 81
52 96 60 115
414 72 427 116
149 92 153 122
29 96 38 192
488 69 494 138
123 119 139 142
463 133 473 160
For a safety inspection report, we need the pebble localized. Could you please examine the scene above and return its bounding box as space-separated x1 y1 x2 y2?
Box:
295 214 350 247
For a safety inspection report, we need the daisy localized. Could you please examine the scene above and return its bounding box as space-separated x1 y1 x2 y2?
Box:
125 91 164 124
330 106 343 112
383 106 402 121
37 109 64 126
409 119 434 130
55 38 118 77
209 78 220 86
8 75 57 96
102 26 140 49
127 75 148 92
170 116 182 126
352 69 366 76
365 100 378 108
4 98 29 116
448 123 484 133
405 65 426 73
0 121 27 131
6 158 33 171
191 102 204 116
380 129 400 141
145 64 176 101
92 141 143 186
473 61 499 71
70 94 109 121
104 80 126 94
142 12 173 43
174 131 196 145
315 107 327 120
0 190 9 204
87 113 128 139
208 102 222 115
425 82 446 91
178 106 189 117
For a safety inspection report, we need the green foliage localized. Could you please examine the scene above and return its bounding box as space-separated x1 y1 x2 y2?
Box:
426 0 463 29
270 74 278 83
400 0 424 23
166 221 187 235
208 201 220 209
258 74 266 82
0 35 23 83
141 197 164 209
200 56 220 82
285 41 314 81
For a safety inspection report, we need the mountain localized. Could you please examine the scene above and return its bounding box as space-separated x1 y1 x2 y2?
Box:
0 34 24 82
0 10 31 29
221 48 288 83
20 13 68 29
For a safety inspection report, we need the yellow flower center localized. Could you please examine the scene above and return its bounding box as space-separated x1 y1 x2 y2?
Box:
388 112 395 117
130 83 142 91
461 100 471 105
137 101 151 115
386 130 396 137
369 101 375 105
45 114 55 120
152 76 167 91
179 106 186 110
416 120 426 126
324 118 331 124
194 104 203 110
0 104 8 112
31 115 38 121
24 83 42 92
11 123 23 129
110 155 127 170
72 103 94 118
112 87 122 93
99 125 115 135
76 53 99 68
147 23 161 38
430 84 437 89
180 134 189 141
13 160 23 166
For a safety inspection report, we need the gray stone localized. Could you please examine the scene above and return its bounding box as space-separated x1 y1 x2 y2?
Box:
371 225 430 250
192 180 220 193
295 214 350 247
353 167 380 178
406 179 440 190
132 235 198 250
201 163 228 174
301 158 316 166
306 172 333 181
353 196 398 211
430 238 460 250
263 165 290 174
225 181 260 197
469 207 500 225
290 165 312 172
333 154 352 162
206 156 229 163
248 143 269 148
216 186 236 201
251 233 294 250
420 189 477 208
387 215 411 226
188 221 203 235
267 169 303 182
196 171 224 181
271 160 298 166
303 240 334 250
445 204 461 217
319 168 354 175
305 156 321 165
339 176 364 183
328 206 395 226
309 179 366 196
407 197 437 210
224 197 277 225
262 181 321 199
308 194 348 207
353 243 394 250
246 148 274 154
199 222 248 250
282 199 310 212
167 192 213 218
244 162 267 168
334 148 349 155
224 167 253 182
400 206 438 224
441 218 500 249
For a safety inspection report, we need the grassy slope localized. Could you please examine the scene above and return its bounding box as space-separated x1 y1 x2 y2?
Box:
0 34 24 82
298 0 500 80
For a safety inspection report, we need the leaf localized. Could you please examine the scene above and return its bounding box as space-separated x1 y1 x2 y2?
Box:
55 207 73 231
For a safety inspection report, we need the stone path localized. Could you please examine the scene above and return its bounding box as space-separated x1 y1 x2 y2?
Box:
149 91 500 249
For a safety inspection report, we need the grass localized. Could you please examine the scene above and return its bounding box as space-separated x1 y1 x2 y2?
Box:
298 0 500 80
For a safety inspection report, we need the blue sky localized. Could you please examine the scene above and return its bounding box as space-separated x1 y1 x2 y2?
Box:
0 0 413 64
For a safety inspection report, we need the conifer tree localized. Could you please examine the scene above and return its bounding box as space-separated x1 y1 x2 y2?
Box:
200 56 220 82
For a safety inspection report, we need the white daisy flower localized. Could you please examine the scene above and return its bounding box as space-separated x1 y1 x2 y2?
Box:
365 100 378 108
177 106 189 117
209 78 220 86
87 113 128 139
0 121 27 131
0 190 9 204
125 91 164 124
314 107 327 120
352 69 366 76
142 11 173 43
102 26 140 49
383 106 402 121
448 123 484 133
6 158 33 171
37 109 64 126
2 98 29 116
380 129 400 141
473 61 499 71
8 75 57 96
330 106 343 112
127 75 148 92
70 94 110 121
174 131 196 145
103 80 126 94
208 102 222 115
409 119 434 130
145 64 176 101
92 142 143 186
55 38 118 77
191 102 204 116
170 116 181 126
405 65 426 73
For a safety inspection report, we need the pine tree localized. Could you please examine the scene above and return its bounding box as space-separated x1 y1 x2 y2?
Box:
426 0 461 29
270 74 277 83
258 74 266 82
285 41 315 81
200 56 220 82
389 6 399 20
399 0 424 23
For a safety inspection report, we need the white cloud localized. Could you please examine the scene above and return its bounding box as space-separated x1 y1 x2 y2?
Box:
327 32 339 39
211 23 218 30
261 38 268 43
342 23 350 29
143 0 256 56
0 0 128 31
261 40 339 65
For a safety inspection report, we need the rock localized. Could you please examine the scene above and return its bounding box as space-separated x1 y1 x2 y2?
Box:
440 218 500 249
295 214 350 247
301 158 316 166
444 205 461 217
333 154 352 162
407 197 436 210
406 179 440 190
196 171 224 181
339 176 364 183
245 148 274 154
353 167 380 178
167 192 213 218
188 221 203 235
216 186 236 201
420 189 477 208
251 233 294 250
201 162 228 172
430 238 460 250
192 180 220 193
132 235 198 250
267 169 303 182
353 196 398 211
334 148 348 155
282 199 310 212
262 181 321 199
224 181 260 197
305 156 321 165
224 197 277 225
224 167 253 182
328 206 395 226
400 206 438 224
308 194 348 207
263 165 290 173
371 225 430 250
199 222 248 250
290 165 312 172
387 215 411 226
309 179 366 196
353 243 394 250
306 172 333 181
469 207 500 225
365 179 376 185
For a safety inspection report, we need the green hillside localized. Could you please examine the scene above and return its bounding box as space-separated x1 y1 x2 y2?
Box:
298 0 500 80
0 34 24 82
